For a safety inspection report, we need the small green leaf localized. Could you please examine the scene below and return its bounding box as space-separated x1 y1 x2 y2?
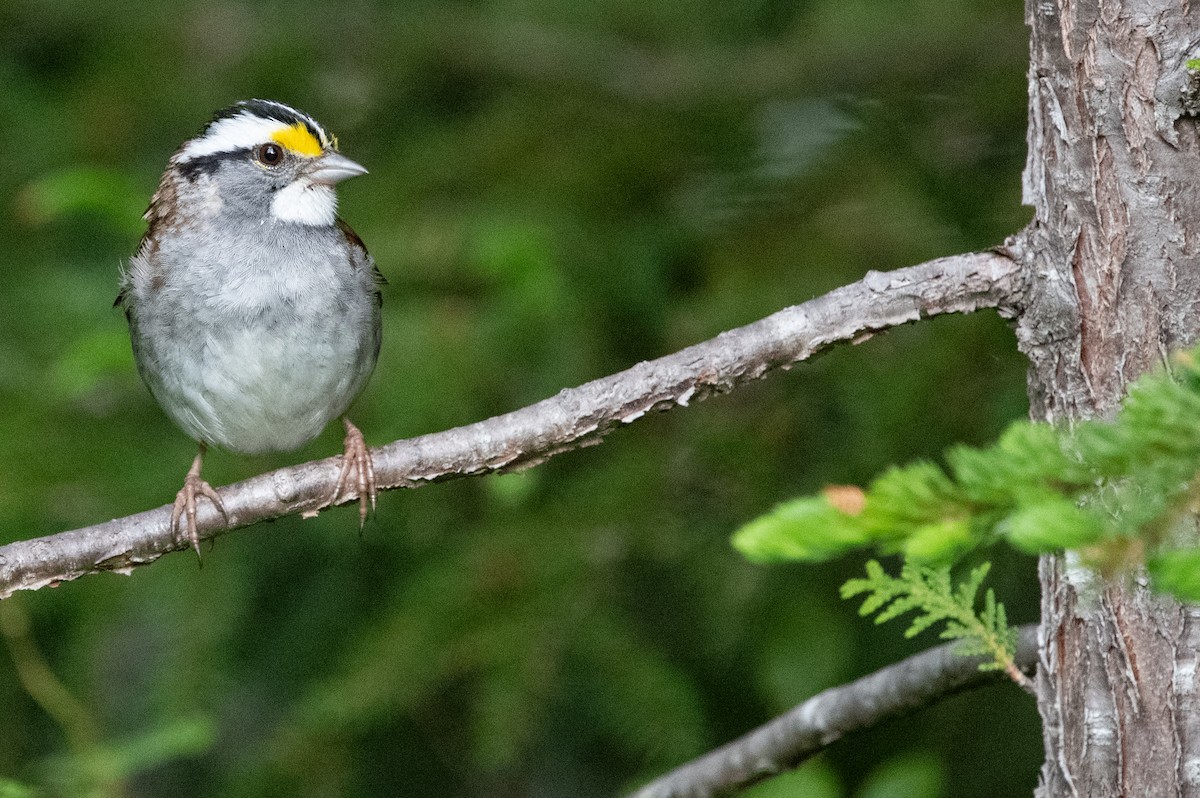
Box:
733 497 869 562
901 519 974 563
15 167 146 233
957 563 990 607
0 779 40 798
861 462 962 536
853 589 890 616
76 716 215 783
837 560 1021 680
905 612 940 637
1003 499 1105 553
1149 549 1200 601
875 596 918 625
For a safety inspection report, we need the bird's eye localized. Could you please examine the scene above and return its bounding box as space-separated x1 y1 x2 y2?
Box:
257 143 285 166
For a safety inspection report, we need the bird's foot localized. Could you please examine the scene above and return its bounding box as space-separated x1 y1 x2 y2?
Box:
170 446 228 558
331 418 376 527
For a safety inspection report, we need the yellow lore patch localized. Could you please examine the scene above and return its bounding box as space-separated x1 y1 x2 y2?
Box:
271 123 324 157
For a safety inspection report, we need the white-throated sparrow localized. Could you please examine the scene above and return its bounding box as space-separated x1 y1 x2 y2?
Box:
118 99 384 553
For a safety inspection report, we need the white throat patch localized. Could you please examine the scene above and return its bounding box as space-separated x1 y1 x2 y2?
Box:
271 180 338 226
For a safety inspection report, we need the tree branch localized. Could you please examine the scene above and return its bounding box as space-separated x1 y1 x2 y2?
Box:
628 624 1038 798
0 250 1023 598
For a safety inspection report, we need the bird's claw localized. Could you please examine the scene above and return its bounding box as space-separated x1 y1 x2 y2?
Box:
331 418 376 527
170 449 228 558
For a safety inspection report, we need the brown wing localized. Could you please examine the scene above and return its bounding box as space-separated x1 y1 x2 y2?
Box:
116 170 178 309
336 217 387 300
336 217 384 367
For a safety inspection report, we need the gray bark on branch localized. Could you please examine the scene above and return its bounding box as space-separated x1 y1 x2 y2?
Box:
0 250 1023 598
628 625 1038 798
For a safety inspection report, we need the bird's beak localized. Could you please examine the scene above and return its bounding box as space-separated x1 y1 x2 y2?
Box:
306 152 368 185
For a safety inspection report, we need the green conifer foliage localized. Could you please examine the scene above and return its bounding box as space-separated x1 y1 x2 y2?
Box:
735 348 1200 678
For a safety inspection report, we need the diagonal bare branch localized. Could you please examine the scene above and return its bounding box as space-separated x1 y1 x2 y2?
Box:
628 624 1038 798
0 249 1023 598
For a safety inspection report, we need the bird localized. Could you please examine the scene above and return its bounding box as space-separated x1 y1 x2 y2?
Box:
117 99 384 555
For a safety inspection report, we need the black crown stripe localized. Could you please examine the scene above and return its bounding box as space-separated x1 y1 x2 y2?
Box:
204 100 328 147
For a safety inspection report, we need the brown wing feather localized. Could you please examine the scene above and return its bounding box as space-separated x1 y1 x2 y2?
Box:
336 217 387 297
116 169 180 308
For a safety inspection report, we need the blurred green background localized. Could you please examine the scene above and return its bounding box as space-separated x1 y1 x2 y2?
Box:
0 1 1039 796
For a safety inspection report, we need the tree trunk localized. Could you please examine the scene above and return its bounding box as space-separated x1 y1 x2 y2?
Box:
1017 2 1200 795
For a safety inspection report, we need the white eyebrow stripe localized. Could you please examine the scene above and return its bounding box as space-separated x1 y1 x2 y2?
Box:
177 113 288 161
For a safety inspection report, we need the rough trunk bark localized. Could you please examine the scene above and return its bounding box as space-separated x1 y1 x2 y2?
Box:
1016 2 1200 795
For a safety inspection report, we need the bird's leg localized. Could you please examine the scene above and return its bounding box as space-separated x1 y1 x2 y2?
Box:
170 443 229 558
331 418 377 527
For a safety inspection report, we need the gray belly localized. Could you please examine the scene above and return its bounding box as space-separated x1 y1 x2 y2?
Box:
134 303 376 455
